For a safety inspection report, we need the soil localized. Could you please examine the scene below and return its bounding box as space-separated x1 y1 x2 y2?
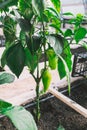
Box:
0 80 87 130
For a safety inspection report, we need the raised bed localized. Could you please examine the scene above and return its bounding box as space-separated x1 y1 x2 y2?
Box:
0 79 87 130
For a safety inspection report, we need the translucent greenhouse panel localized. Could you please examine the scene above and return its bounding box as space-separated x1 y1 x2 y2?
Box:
61 0 85 15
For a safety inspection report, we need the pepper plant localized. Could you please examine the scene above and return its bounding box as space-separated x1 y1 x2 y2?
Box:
0 0 87 123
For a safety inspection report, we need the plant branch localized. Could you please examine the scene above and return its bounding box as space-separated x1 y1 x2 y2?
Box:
42 21 47 69
35 55 41 122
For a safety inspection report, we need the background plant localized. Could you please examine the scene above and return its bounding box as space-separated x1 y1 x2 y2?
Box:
0 0 87 125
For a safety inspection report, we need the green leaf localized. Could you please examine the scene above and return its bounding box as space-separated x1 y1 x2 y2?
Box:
19 0 33 20
63 40 72 72
0 72 15 84
63 12 74 17
6 42 25 77
47 34 64 55
82 42 87 50
64 29 73 37
68 18 76 24
38 13 49 22
1 43 16 68
1 49 7 68
32 0 45 17
74 27 87 43
58 54 71 94
58 58 66 79
25 48 38 72
26 35 41 54
76 13 83 21
0 0 11 9
0 101 37 130
0 99 12 112
58 40 72 80
3 16 16 43
0 0 18 12
18 18 32 32
44 7 60 23
44 9 53 20
3 106 37 130
19 31 26 45
50 0 61 12
57 125 65 130
45 7 61 27
58 40 72 79
49 24 63 34
47 7 59 18
7 0 18 7
19 0 32 11
75 13 84 27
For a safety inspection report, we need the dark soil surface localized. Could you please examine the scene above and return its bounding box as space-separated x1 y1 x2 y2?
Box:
0 81 87 130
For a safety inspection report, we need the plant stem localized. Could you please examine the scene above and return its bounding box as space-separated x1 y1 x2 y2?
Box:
36 81 40 122
42 21 47 69
35 21 47 122
35 55 41 122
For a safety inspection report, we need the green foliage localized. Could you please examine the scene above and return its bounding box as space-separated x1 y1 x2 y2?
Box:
1 0 87 125
0 72 15 84
26 35 41 54
75 13 84 27
58 54 71 94
63 12 74 17
1 48 8 68
68 13 83 26
63 40 72 72
0 100 37 130
0 0 11 9
45 7 61 30
25 48 38 73
57 39 72 86
3 15 16 44
64 29 73 37
47 34 64 55
74 27 87 43
19 0 33 20
18 18 32 32
6 42 25 77
32 0 45 18
3 106 37 130
0 0 18 11
0 99 12 112
58 58 66 78
51 0 61 12
82 42 87 50
57 125 65 130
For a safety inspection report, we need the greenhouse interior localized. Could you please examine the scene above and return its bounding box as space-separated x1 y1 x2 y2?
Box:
0 0 87 130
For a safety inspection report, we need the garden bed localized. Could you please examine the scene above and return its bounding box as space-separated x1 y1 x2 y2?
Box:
0 80 87 130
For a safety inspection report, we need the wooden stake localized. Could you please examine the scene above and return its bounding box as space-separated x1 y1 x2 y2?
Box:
49 87 87 118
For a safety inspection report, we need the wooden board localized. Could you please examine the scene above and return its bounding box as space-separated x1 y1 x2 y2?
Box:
49 87 87 118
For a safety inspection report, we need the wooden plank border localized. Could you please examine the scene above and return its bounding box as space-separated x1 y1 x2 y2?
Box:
49 87 87 118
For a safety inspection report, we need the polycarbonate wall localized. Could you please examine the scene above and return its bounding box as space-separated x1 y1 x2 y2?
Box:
61 0 85 15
